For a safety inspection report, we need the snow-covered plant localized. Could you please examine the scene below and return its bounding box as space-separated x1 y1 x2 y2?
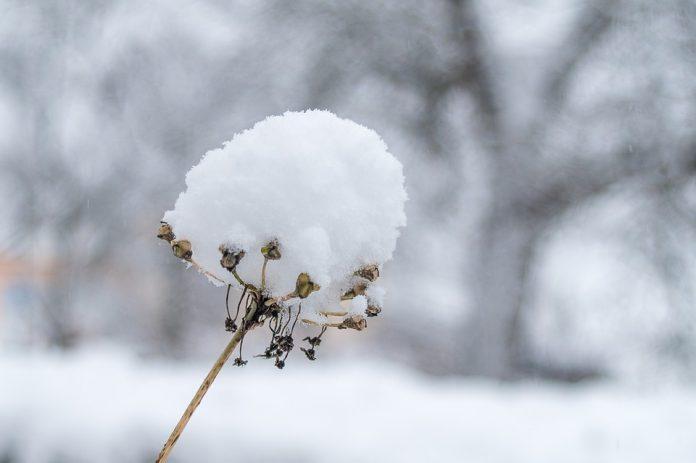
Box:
155 110 406 462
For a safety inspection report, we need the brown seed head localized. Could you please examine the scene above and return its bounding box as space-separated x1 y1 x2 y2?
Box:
219 245 245 271
295 273 320 299
355 265 379 282
261 240 281 260
171 240 193 260
157 222 175 242
365 304 382 318
339 314 367 331
341 282 368 300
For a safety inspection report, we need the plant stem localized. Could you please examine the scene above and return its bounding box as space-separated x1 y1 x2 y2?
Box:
231 270 247 287
187 257 226 285
156 304 258 462
260 257 268 291
320 311 347 317
301 318 342 328
265 291 297 306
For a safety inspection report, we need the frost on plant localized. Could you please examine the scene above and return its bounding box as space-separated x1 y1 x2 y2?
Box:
159 109 406 366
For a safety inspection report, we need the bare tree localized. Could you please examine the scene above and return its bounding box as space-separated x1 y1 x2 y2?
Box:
257 0 696 378
2 0 693 378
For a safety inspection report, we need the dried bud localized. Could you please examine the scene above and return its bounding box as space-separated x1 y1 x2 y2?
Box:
157 222 175 242
257 345 276 359
365 304 382 318
339 314 367 331
276 335 294 352
171 240 193 260
295 273 320 299
233 357 248 367
355 265 379 282
219 245 245 272
341 282 368 300
261 240 281 260
225 317 238 332
265 302 282 317
274 358 285 369
301 347 316 361
303 335 322 347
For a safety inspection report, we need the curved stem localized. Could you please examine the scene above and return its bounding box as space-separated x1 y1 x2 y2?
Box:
231 270 247 288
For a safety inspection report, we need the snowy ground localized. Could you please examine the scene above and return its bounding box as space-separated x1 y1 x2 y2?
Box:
1 347 695 463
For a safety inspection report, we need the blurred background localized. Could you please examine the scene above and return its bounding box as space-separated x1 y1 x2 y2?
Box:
1 0 695 461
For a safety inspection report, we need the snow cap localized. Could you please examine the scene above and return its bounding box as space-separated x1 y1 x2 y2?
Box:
163 110 406 316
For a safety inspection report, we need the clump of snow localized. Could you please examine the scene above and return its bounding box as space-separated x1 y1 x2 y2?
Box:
365 285 386 307
163 110 406 316
346 295 368 315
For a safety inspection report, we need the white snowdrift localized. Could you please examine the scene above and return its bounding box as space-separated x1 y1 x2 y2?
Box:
1 348 695 463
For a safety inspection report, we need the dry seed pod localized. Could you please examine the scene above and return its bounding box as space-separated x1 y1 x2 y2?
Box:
339 314 367 331
301 347 316 361
276 335 294 352
355 265 379 282
171 240 193 260
261 240 281 260
219 245 245 271
295 273 320 299
365 304 381 318
341 282 368 300
157 222 175 242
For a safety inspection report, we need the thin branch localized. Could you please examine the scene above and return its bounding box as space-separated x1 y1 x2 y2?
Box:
225 284 232 320
448 0 503 146
538 1 617 118
516 143 696 221
187 257 226 285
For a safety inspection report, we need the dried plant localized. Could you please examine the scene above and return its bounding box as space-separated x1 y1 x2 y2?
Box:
153 110 404 462
154 226 380 462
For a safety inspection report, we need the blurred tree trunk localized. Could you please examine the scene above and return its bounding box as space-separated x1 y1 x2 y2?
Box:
446 0 619 378
42 277 80 349
156 260 192 358
459 194 543 378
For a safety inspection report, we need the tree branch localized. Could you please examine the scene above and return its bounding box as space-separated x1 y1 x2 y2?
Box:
539 1 617 117
448 0 503 146
516 143 696 221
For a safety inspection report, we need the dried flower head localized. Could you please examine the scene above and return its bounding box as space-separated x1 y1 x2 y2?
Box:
341 282 368 301
339 315 367 331
365 304 382 318
171 240 192 260
295 273 320 299
157 222 175 242
219 245 245 272
355 265 380 282
261 240 282 260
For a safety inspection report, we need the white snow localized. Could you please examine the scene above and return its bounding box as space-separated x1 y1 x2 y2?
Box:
163 110 407 317
2 348 696 463
346 294 368 315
